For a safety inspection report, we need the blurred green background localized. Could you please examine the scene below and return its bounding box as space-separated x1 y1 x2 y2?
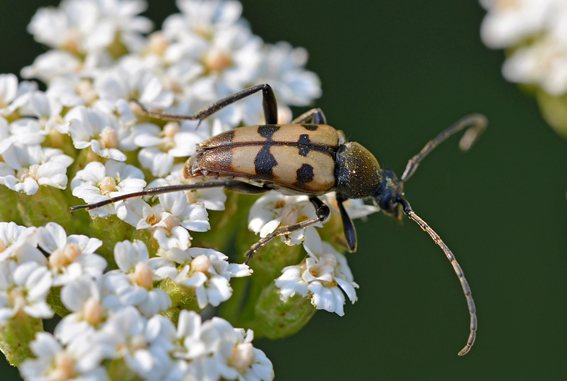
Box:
1 0 566 380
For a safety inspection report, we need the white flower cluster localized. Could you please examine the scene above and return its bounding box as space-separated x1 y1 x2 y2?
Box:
480 0 567 95
0 0 322 260
0 220 268 380
249 192 376 315
0 0 380 376
275 231 359 316
21 309 274 381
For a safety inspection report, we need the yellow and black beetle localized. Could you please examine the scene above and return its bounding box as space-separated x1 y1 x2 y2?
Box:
72 84 486 356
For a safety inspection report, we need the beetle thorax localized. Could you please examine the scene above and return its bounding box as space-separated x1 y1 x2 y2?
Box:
334 142 382 199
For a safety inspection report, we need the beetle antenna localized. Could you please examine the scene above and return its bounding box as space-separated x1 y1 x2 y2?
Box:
399 198 477 356
400 114 487 183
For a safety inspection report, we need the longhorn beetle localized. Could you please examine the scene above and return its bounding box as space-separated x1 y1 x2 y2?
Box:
71 84 486 356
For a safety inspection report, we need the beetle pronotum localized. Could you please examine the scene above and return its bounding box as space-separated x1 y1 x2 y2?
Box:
72 84 486 356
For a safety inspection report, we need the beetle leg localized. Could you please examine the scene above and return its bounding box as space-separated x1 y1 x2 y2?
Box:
336 195 357 252
70 180 271 212
291 108 327 124
131 84 279 125
244 196 330 264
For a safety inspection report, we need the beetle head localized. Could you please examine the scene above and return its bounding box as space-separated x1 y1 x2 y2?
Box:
374 169 404 223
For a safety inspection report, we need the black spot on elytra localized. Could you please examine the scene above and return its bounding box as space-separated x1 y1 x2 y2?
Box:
254 146 277 179
223 130 235 143
302 124 318 131
257 125 280 139
297 134 311 156
296 163 314 183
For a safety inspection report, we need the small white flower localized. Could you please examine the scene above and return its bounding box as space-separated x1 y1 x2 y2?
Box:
66 105 127 161
163 0 244 40
134 120 206 177
275 240 358 316
28 0 152 55
213 327 274 381
71 160 146 218
237 41 321 125
104 240 173 317
19 332 110 381
10 90 70 134
479 0 557 48
101 307 175 380
0 144 73 195
0 118 45 155
175 309 216 360
95 66 174 111
0 222 46 264
147 163 228 211
46 76 88 108
479 0 567 96
502 34 567 95
21 50 82 83
322 192 380 220
174 310 273 380
248 192 323 248
136 192 210 251
0 260 53 322
164 248 251 309
55 276 109 344
36 222 107 286
0 73 19 110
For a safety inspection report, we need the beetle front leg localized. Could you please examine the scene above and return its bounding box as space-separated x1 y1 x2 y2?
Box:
336 195 357 252
244 196 330 264
131 83 279 124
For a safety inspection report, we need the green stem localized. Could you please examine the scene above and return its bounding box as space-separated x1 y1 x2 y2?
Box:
0 315 43 366
0 187 23 225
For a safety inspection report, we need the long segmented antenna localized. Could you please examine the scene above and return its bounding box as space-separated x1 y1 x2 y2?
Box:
401 114 487 183
400 198 476 356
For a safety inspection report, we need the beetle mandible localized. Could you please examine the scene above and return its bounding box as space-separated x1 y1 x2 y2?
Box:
71 84 486 356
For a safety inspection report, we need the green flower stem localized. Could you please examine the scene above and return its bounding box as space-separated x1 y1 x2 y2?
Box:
132 229 159 257
193 191 260 255
0 314 43 366
106 358 144 381
537 89 567 138
159 278 199 325
191 192 243 253
0 187 23 225
16 187 86 234
45 130 76 162
319 211 350 252
250 283 315 339
67 148 92 187
230 225 304 329
91 215 136 268
46 287 69 318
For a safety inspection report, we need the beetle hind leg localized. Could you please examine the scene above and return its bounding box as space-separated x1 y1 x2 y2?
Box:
244 196 330 264
291 108 327 125
131 83 279 125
